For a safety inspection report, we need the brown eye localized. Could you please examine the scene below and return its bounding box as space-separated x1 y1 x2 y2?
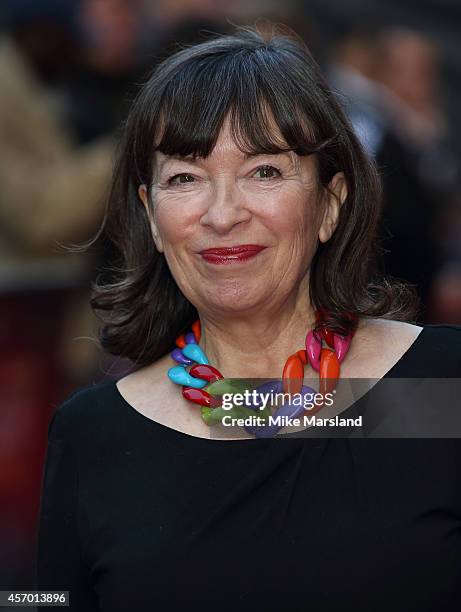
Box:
254 165 281 179
168 173 196 185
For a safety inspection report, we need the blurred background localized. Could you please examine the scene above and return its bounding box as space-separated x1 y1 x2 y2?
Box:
0 0 460 601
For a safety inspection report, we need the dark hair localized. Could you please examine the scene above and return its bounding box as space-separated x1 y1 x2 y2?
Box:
83 23 420 369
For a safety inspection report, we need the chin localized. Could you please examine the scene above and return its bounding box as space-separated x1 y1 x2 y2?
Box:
202 285 268 313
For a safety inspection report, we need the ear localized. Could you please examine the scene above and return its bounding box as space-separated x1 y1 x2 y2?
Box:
318 172 348 244
138 184 164 253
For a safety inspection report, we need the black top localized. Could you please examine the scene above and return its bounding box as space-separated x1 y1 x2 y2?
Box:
35 324 461 612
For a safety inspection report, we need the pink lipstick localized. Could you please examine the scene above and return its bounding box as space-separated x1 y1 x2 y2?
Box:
199 245 267 264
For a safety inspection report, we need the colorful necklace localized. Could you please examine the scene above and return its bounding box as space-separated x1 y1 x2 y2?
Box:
167 310 357 438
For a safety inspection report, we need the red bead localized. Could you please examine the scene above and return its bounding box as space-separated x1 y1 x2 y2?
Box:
320 327 335 349
282 354 305 395
189 364 223 383
314 310 335 348
192 319 201 342
315 308 329 321
176 334 186 348
319 348 340 395
182 387 219 407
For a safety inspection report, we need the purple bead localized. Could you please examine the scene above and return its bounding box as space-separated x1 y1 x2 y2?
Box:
245 385 316 438
256 379 284 396
171 348 193 366
246 380 283 410
185 332 197 344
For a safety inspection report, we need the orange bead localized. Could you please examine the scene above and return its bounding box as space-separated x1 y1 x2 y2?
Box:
296 349 307 364
319 348 340 395
176 334 186 349
303 401 324 417
282 354 304 395
192 319 201 342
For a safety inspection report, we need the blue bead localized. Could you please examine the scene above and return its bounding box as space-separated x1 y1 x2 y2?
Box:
171 348 193 366
167 365 207 388
185 332 197 344
182 343 209 365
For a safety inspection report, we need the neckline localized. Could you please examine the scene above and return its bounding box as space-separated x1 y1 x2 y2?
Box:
112 325 428 443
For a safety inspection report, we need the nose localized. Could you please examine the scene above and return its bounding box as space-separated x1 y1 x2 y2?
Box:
199 178 251 234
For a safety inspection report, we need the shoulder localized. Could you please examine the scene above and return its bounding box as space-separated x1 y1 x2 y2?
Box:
417 323 461 344
47 380 119 441
414 323 461 372
361 319 461 376
346 318 461 378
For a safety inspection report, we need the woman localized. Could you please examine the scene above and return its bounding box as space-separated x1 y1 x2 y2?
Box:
36 25 461 611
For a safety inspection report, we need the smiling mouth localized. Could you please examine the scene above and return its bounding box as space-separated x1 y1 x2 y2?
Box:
199 245 267 264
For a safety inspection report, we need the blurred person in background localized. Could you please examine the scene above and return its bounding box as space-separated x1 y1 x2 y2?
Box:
139 0 241 67
64 0 147 143
0 0 114 590
138 0 312 74
327 26 459 322
373 28 461 323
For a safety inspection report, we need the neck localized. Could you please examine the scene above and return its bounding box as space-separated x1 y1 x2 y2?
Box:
197 292 316 379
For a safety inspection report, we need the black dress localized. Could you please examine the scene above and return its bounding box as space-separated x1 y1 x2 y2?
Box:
35 324 461 611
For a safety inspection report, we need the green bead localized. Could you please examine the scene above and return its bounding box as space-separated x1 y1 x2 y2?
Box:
201 406 214 425
257 406 272 422
205 378 254 397
201 404 267 427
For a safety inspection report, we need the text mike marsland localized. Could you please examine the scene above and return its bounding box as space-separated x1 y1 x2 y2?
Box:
221 414 363 428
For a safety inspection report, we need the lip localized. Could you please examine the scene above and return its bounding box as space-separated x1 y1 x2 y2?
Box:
199 244 267 264
199 245 266 255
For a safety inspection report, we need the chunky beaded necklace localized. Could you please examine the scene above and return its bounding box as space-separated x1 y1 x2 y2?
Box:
168 310 357 438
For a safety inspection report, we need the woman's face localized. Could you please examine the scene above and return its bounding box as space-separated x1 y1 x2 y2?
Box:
139 118 346 316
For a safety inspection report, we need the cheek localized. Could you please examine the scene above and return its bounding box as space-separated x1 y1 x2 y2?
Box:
262 187 319 237
153 201 196 245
